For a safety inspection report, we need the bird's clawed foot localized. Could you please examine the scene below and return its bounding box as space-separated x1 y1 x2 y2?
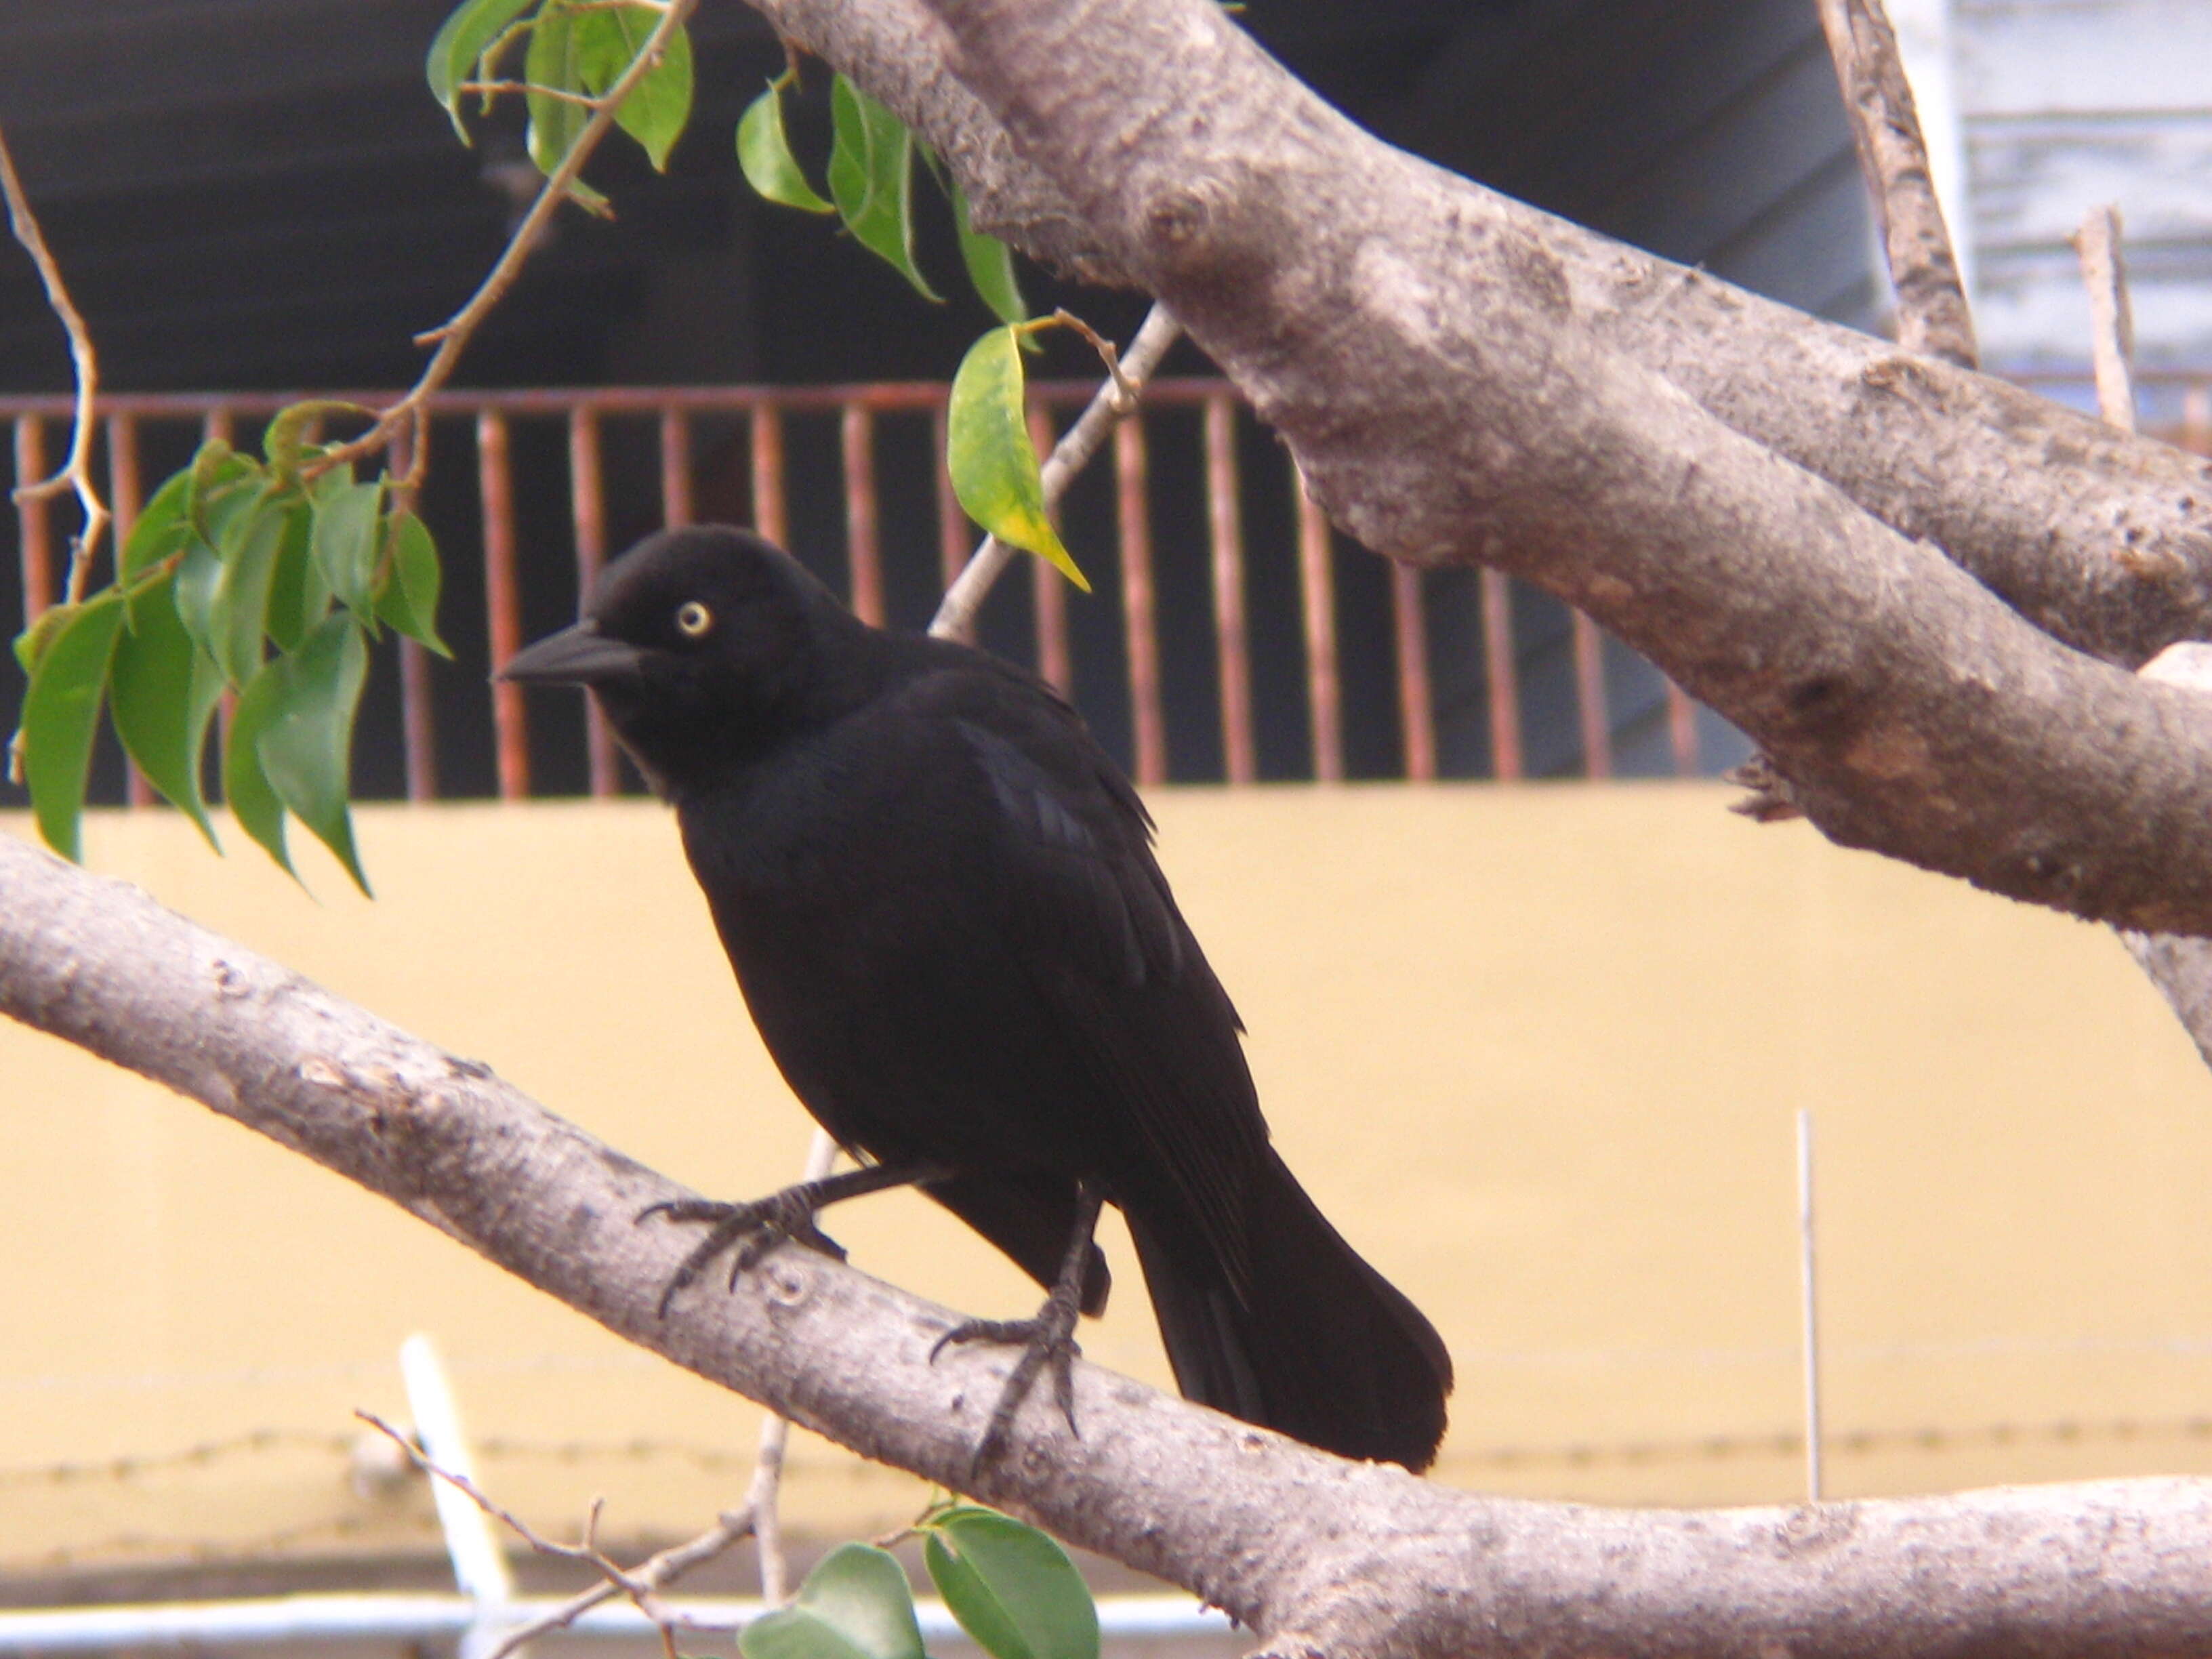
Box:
931 1283 1085 1470
640 1189 846 1316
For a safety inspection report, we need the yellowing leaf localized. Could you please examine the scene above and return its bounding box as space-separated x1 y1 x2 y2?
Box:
947 325 1087 590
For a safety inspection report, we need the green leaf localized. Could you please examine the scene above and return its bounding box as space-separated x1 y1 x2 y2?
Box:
257 615 372 897
173 539 224 662
267 501 333 653
224 659 294 878
922 1508 1098 1659
575 5 692 171
739 1544 924 1659
426 0 541 138
14 600 76 675
827 75 939 301
524 3 597 203
110 568 224 851
951 182 1026 327
947 325 1087 590
737 80 833 213
119 470 194 582
311 480 385 619
262 401 379 481
185 440 258 544
373 512 451 657
18 592 127 863
212 493 289 687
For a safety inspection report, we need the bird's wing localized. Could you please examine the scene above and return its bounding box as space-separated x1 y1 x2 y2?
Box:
899 661 1271 1292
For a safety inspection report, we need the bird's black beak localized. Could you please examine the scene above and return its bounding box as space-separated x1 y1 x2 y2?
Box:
497 621 644 686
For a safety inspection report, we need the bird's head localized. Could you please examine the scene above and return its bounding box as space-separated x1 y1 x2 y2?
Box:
499 525 869 792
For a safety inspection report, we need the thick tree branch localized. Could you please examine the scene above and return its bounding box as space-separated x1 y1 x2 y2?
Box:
7 830 2212 1658
882 0 2212 933
748 0 2212 675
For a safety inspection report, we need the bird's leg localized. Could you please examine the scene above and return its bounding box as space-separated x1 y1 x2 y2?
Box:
930 1183 1105 1468
642 1160 947 1316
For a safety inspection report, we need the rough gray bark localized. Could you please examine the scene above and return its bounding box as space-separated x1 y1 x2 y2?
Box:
794 0 2212 937
6 830 2212 1658
749 0 2212 679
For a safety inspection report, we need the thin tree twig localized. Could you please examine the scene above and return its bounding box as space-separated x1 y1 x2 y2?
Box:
2064 213 2212 1070
747 1126 840 1604
312 0 699 485
2072 205 2137 434
0 123 111 603
357 1412 756 1659
1813 0 1978 368
932 302 1181 640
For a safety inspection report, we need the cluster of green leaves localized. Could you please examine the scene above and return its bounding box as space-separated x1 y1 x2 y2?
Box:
738 70 1087 590
11 407 447 892
743 1503 1099 1659
428 0 696 210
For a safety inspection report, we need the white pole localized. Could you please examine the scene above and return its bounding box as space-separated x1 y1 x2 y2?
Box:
1797 1110 1824 1504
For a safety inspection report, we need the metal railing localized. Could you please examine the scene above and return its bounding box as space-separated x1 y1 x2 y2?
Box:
3 379 1750 803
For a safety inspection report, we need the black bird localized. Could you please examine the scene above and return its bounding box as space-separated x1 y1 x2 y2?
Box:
501 525 1452 1470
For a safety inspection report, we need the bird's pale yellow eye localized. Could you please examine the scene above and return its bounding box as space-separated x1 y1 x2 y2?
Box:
676 600 712 637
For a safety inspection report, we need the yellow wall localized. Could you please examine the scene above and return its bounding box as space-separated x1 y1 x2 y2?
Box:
5 786 2212 1578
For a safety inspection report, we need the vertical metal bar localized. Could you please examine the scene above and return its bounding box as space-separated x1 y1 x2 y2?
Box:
2185 384 2211 456
14 416 52 618
1204 394 1255 784
478 410 529 801
1292 468 1342 783
840 403 884 626
386 418 437 804
1028 403 1071 695
106 414 154 805
659 407 693 528
749 403 787 546
1391 563 1435 782
1798 1110 1824 1504
1572 608 1612 779
1479 569 1522 781
931 403 970 596
1665 681 1701 777
1114 418 1166 787
569 407 618 798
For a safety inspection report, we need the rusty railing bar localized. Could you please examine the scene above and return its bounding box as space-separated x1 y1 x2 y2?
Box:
659 407 693 529
105 413 155 806
14 416 50 622
1027 403 1072 694
386 417 437 804
930 402 969 599
478 410 529 801
1113 418 1167 787
569 406 619 797
1391 562 1435 783
1292 469 1343 783
1571 609 1612 779
1665 681 1700 777
840 403 884 626
1479 569 1522 782
749 403 787 548
1204 394 1256 785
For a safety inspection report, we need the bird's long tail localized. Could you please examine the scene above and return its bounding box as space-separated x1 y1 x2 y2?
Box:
1126 1148 1452 1471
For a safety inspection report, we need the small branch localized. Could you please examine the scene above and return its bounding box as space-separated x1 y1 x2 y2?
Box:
313 0 699 485
1814 0 1978 367
0 123 110 602
1046 308 1136 409
357 1412 755 1659
457 80 606 108
2072 205 2137 434
931 302 1181 640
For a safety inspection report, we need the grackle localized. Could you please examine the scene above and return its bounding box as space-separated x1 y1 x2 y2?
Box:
501 525 1451 1470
